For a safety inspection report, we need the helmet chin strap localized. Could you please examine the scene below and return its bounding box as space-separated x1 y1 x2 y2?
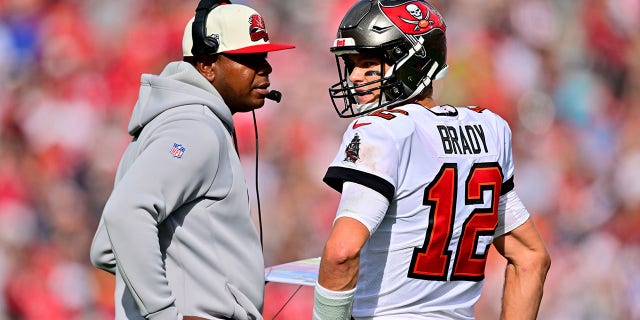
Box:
412 61 439 98
400 60 447 106
355 96 387 115
435 64 448 80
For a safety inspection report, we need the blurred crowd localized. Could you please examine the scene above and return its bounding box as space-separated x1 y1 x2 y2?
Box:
0 0 639 319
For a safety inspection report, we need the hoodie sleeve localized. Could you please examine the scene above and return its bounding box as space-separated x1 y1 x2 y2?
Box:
89 219 116 274
101 118 220 318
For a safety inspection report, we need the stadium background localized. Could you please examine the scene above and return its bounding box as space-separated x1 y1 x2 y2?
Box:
0 0 638 318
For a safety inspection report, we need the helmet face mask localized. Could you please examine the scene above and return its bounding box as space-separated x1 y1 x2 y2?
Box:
328 0 447 118
329 53 404 118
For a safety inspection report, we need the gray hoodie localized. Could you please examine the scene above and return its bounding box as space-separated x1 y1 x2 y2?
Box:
90 61 264 320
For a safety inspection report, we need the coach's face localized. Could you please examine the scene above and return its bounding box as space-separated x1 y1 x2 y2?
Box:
199 53 273 113
346 53 392 105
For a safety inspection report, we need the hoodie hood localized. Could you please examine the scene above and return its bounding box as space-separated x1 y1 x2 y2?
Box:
127 61 234 136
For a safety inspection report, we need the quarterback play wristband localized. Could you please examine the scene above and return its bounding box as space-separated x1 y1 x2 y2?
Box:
312 282 356 320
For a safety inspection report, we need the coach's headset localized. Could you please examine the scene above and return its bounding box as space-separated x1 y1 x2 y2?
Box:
191 0 231 56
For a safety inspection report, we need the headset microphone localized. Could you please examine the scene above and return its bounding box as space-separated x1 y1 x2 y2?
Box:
265 90 282 103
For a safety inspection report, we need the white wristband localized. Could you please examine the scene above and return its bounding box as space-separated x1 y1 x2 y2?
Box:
312 282 356 320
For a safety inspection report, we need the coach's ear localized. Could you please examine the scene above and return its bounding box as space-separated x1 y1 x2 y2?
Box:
196 55 218 82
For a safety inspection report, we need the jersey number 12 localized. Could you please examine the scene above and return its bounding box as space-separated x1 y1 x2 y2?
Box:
408 162 503 281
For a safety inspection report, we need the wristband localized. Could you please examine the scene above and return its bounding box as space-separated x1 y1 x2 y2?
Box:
312 282 356 320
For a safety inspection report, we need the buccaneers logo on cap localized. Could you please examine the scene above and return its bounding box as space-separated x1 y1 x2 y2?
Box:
249 14 269 42
380 1 445 35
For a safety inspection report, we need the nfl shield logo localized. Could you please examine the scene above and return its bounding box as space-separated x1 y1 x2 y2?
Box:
170 143 186 158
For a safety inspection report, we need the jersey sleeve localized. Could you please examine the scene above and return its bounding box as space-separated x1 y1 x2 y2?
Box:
494 116 529 236
498 116 515 192
323 118 404 202
495 190 530 237
334 181 390 235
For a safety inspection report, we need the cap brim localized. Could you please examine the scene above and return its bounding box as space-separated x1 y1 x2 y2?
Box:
224 43 295 54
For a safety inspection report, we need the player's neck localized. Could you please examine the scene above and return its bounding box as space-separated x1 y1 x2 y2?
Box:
413 96 437 109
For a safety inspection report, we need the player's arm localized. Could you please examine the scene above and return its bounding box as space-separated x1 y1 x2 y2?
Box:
318 216 369 290
493 217 551 320
313 182 389 320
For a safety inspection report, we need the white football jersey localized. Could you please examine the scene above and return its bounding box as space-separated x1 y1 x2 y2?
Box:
323 104 530 319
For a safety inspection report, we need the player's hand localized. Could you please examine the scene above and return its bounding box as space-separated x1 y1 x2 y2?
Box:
183 317 209 320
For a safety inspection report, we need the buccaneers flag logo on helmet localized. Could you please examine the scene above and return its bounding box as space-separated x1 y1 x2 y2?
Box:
380 1 446 35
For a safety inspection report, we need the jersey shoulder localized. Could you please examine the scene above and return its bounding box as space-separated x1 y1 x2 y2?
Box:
457 105 507 122
344 108 415 140
454 105 512 132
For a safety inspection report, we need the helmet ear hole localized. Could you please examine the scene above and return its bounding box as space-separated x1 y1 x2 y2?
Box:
384 45 408 65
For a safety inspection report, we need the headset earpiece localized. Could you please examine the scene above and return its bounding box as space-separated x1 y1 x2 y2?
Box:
192 0 232 56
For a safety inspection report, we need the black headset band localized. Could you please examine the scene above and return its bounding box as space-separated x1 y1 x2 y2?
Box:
191 0 232 56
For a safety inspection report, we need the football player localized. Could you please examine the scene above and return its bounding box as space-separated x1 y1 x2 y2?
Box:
313 0 551 319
